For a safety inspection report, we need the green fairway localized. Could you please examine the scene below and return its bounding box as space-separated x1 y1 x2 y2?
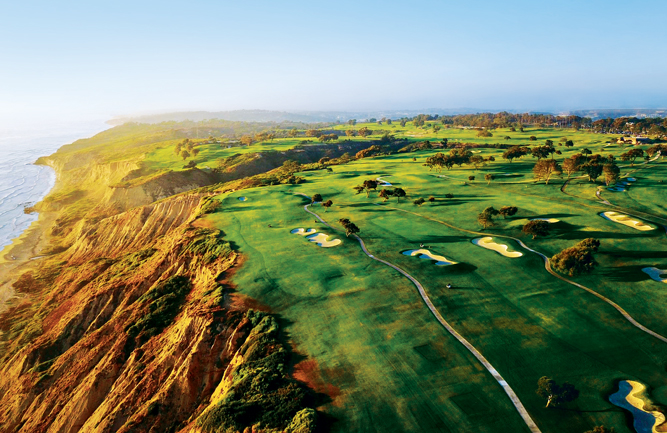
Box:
204 138 667 433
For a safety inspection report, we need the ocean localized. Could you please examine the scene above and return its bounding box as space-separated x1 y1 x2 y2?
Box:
0 121 108 252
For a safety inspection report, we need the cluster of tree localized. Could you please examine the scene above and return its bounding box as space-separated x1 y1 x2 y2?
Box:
379 187 407 202
536 376 580 408
647 144 667 158
355 145 384 159
522 220 551 239
551 238 600 276
433 112 592 129
619 148 644 166
562 152 620 184
175 139 200 160
338 218 360 237
318 133 339 143
353 179 379 197
533 159 562 184
502 146 530 163
423 148 481 171
477 205 519 228
592 116 667 136
476 130 493 137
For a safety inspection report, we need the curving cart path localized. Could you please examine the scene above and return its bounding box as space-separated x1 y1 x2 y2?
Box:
379 204 667 345
296 194 543 433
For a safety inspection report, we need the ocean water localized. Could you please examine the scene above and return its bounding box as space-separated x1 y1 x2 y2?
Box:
0 121 107 252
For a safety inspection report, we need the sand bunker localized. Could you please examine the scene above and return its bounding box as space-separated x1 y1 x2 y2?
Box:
530 218 560 223
610 380 665 433
472 237 523 258
642 267 667 283
402 249 457 266
471 150 482 153
376 176 392 186
238 197 247 201
601 211 655 231
306 233 342 248
291 228 317 236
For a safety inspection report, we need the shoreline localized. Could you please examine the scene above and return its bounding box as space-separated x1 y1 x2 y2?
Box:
0 209 56 313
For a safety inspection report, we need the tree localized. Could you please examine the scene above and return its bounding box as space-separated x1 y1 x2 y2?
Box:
485 173 495 185
504 136 511 140
255 132 268 142
562 156 582 178
288 128 298 138
312 193 323 203
358 127 372 137
240 135 253 146
536 377 580 408
322 200 333 211
603 163 620 186
502 146 529 163
413 197 426 206
362 179 378 197
348 119 357 126
581 162 602 182
180 150 191 160
338 218 360 237
282 160 301 174
192 148 201 157
393 187 406 202
581 148 592 156
620 148 644 166
533 159 562 184
468 176 475 182
378 188 391 202
318 157 330 165
305 129 322 138
529 135 537 141
428 196 435 204
469 155 485 170
345 129 356 137
499 206 518 219
476 130 493 137
478 206 500 228
522 220 550 239
531 146 551 160
445 193 454 199
353 185 365 195
565 140 574 148
551 240 600 276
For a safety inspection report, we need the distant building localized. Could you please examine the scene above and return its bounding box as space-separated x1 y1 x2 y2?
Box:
617 136 649 145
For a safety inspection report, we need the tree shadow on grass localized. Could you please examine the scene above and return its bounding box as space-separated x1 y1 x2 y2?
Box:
599 265 654 282
602 250 667 259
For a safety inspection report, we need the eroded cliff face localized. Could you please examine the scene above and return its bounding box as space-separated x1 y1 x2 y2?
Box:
0 193 319 433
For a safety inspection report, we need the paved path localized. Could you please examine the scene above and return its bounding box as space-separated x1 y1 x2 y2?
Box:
380 204 667 345
296 194 542 433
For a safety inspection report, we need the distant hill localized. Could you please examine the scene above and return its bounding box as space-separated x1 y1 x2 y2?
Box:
107 108 486 125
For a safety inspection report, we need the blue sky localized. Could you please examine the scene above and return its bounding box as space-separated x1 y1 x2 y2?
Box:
0 0 665 123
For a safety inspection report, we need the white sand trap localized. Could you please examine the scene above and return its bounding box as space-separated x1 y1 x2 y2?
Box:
238 197 247 201
624 380 666 432
306 232 342 248
642 267 667 283
376 176 392 186
471 150 482 153
291 228 317 236
601 211 655 231
472 237 523 258
530 218 560 223
402 249 457 266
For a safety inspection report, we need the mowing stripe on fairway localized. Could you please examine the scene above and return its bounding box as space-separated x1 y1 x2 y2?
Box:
296 193 543 433
379 204 667 345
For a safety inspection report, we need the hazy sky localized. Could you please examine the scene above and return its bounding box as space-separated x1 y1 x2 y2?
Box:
1 0 666 124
